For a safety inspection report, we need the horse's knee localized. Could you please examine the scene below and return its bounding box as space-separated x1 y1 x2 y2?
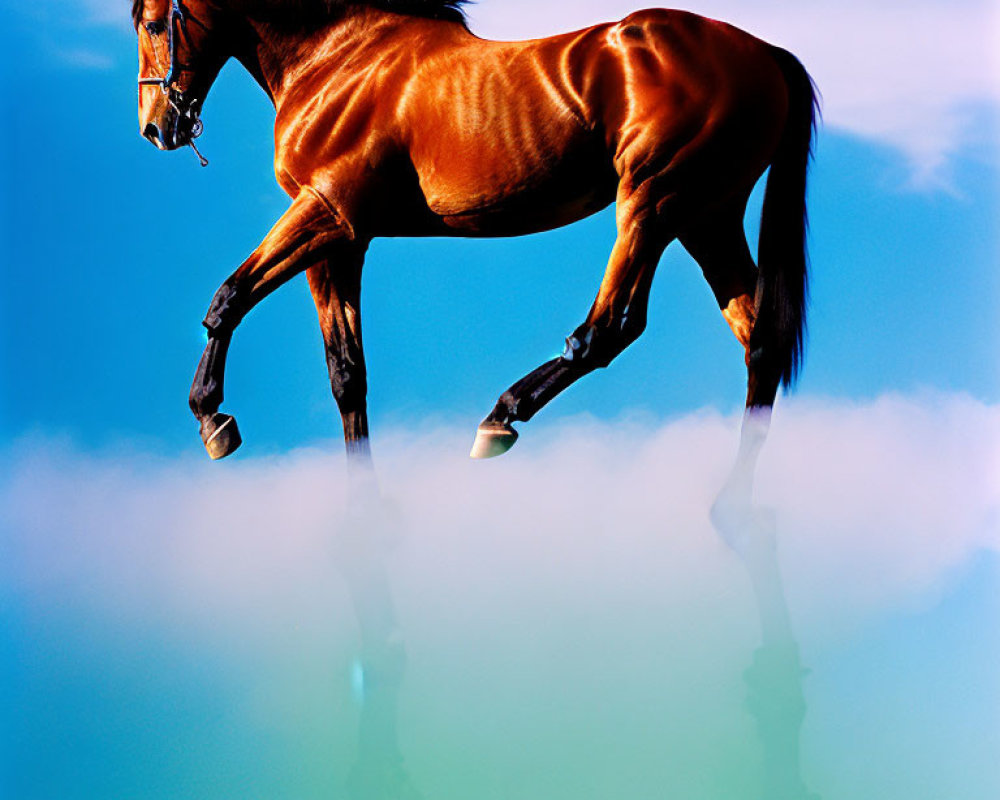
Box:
203 281 245 335
330 369 367 412
327 351 367 411
189 378 221 415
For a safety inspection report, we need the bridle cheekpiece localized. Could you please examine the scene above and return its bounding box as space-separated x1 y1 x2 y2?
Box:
138 0 209 166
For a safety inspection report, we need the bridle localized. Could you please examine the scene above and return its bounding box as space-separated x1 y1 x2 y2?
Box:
138 0 209 166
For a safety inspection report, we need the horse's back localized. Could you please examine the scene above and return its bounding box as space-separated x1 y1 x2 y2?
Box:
403 9 788 231
279 9 791 237
398 26 617 233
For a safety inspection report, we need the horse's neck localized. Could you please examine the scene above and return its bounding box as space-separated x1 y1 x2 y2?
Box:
233 7 412 106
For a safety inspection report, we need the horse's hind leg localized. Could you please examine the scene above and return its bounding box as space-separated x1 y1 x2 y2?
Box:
680 209 779 547
189 188 351 459
680 204 758 355
471 185 673 458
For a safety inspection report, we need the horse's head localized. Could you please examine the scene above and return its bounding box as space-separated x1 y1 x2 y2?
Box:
135 0 227 154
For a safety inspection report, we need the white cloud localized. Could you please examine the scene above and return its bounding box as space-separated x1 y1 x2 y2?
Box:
468 0 1000 187
3 393 997 652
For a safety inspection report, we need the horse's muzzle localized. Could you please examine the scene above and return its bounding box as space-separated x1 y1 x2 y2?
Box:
142 106 197 151
143 121 170 150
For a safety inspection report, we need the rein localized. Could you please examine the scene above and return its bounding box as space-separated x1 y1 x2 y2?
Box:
138 0 209 166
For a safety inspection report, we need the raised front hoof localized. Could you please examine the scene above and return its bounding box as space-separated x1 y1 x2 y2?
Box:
469 422 518 459
200 413 242 460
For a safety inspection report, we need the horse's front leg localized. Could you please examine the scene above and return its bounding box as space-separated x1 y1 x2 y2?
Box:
305 249 371 465
189 188 352 459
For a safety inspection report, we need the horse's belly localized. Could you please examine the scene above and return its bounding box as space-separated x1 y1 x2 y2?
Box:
418 140 617 237
436 181 615 237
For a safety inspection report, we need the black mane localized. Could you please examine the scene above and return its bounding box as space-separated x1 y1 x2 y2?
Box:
368 0 469 23
132 0 470 29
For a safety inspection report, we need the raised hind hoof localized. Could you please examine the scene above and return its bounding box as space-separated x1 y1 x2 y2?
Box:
469 421 518 459
200 412 242 460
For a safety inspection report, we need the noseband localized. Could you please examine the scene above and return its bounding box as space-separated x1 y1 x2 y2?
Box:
138 0 209 166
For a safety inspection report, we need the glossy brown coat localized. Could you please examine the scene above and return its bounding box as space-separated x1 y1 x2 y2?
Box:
135 1 816 471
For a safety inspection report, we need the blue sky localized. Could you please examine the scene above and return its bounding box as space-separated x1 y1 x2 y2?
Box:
0 0 996 455
1 4 998 799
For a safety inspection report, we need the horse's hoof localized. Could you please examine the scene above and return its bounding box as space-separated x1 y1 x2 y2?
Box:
469 421 518 459
200 412 242 460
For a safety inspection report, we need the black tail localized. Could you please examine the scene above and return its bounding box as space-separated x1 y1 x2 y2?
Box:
750 47 819 390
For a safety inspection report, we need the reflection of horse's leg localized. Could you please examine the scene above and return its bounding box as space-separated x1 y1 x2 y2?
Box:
189 189 352 459
471 185 672 457
712 362 782 551
311 255 409 795
685 216 814 800
334 484 411 798
729 335 785 517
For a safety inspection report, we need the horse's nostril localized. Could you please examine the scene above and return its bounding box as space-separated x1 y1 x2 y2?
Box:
143 122 161 142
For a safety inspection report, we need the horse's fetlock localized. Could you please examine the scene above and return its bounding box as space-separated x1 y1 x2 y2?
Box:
485 392 519 425
190 378 222 416
562 325 595 362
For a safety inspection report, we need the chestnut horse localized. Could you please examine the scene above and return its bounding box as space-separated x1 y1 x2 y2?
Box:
135 0 816 502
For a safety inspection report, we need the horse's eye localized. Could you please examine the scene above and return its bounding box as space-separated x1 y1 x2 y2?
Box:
145 20 166 36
